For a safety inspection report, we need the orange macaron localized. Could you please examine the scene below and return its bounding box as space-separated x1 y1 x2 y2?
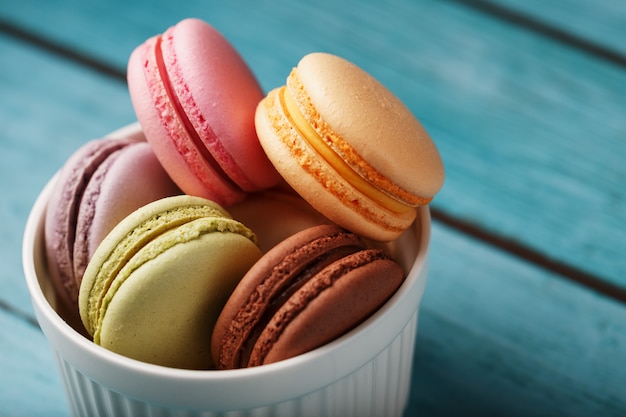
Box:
255 52 444 241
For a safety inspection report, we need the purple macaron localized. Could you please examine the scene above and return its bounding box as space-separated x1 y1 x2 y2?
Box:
45 136 180 317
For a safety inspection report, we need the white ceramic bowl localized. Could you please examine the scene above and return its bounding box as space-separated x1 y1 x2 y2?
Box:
22 124 430 417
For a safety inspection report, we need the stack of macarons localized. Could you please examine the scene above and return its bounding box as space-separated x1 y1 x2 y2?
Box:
43 18 444 370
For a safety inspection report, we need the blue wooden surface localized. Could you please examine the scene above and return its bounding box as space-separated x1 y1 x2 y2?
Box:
1 0 625 415
4 0 624 287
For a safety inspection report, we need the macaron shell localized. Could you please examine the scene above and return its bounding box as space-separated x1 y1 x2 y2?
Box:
45 137 138 309
98 228 262 369
294 52 444 199
255 94 416 241
227 190 331 252
73 141 180 282
168 19 279 190
254 254 404 366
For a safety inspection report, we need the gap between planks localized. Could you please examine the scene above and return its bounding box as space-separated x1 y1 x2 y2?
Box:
0 299 39 328
445 0 626 69
431 209 626 303
0 17 125 80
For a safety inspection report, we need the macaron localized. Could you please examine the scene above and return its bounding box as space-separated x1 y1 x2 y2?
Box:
227 190 331 253
127 18 281 206
44 137 180 314
78 195 262 370
254 52 445 241
211 224 404 369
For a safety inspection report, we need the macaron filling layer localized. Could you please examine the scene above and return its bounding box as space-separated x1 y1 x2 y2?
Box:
238 244 360 367
247 248 395 367
286 70 433 208
279 85 415 215
81 203 242 335
152 34 246 195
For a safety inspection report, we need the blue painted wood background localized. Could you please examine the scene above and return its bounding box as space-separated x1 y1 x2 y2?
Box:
1 0 624 415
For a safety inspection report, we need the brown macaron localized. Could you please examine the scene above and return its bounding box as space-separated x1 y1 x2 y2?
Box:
211 224 405 369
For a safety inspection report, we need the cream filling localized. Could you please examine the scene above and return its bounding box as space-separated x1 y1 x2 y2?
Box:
279 86 413 214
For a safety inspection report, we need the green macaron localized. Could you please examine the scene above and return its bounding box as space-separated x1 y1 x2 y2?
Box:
78 195 262 369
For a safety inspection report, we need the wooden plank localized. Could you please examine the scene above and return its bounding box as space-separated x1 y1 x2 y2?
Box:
1 4 623 414
0 34 135 318
486 0 626 57
0 310 68 416
408 223 626 416
2 0 624 288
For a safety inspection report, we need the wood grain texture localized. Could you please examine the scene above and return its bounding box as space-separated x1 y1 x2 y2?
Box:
1 0 624 287
409 223 626 416
0 0 625 415
0 311 67 416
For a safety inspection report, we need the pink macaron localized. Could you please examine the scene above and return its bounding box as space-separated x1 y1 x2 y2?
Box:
45 136 180 317
127 18 281 206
